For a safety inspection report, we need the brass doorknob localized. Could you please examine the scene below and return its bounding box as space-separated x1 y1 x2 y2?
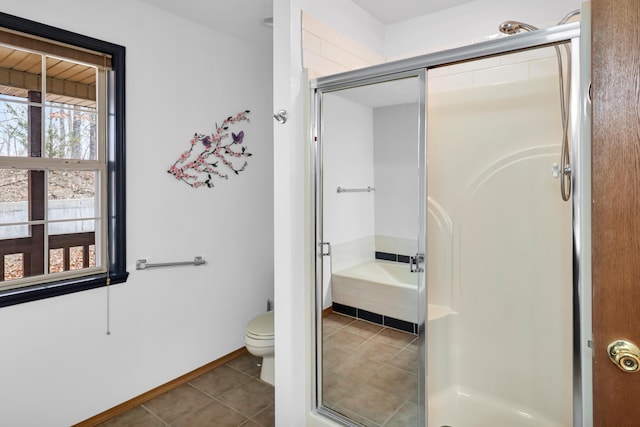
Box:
608 339 640 372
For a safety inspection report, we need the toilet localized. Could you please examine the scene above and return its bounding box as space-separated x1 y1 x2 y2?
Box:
244 310 274 385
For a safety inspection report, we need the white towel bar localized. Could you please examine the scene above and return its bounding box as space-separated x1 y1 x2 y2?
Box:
136 256 205 270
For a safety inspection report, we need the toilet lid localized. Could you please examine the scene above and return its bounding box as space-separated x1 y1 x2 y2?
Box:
247 310 274 338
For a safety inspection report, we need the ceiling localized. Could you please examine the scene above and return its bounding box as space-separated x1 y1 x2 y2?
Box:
139 0 274 49
350 0 477 24
140 0 478 48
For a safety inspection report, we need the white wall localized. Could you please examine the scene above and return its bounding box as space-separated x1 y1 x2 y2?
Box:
385 0 583 60
323 95 375 246
321 94 375 308
0 1 273 426
272 0 312 425
373 104 419 242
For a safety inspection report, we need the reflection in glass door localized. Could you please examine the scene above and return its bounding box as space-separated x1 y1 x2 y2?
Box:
315 73 426 427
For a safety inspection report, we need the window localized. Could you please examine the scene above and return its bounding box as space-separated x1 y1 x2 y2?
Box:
0 12 127 307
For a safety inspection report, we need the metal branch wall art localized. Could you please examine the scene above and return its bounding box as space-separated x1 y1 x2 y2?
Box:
168 110 252 188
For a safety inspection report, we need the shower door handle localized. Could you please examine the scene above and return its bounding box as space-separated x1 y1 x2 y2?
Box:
320 242 331 256
410 253 424 273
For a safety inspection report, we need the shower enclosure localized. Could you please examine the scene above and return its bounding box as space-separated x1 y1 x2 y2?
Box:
311 16 591 427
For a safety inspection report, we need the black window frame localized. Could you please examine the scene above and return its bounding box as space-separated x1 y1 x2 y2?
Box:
0 12 127 307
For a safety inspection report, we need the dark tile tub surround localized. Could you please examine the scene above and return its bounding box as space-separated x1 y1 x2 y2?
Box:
357 308 383 325
375 251 411 263
332 302 418 334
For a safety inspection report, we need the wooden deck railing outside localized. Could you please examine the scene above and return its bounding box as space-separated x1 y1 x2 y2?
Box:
0 231 95 281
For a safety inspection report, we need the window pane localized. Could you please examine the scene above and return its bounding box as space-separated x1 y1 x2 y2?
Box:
48 170 97 220
48 247 63 273
0 46 43 94
0 169 29 238
3 253 23 280
45 57 97 160
0 223 45 281
48 244 96 273
69 246 88 270
45 57 96 107
88 244 96 268
48 227 97 273
48 218 95 235
0 46 43 159
44 102 97 160
0 99 29 157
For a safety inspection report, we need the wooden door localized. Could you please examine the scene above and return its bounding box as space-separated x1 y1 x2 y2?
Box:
591 0 640 425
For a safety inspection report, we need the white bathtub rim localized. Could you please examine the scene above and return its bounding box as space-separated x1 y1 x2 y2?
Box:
429 385 567 427
332 259 415 289
332 259 456 322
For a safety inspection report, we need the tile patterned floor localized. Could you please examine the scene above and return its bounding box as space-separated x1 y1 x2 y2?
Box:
322 312 419 427
99 313 415 427
98 353 274 427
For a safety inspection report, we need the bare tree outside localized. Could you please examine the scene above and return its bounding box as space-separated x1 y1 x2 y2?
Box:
0 102 28 157
0 98 98 279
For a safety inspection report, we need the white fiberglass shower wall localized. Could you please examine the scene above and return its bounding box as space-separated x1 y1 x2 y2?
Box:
425 46 573 427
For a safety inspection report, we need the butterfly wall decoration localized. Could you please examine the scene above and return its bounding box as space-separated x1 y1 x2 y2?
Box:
168 110 252 188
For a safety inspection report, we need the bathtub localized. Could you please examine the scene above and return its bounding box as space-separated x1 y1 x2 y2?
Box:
332 260 454 325
331 260 418 323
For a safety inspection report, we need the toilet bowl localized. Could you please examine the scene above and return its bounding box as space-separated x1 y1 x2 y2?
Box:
245 310 274 385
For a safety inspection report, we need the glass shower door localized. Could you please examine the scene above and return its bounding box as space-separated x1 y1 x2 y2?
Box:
425 42 574 427
314 72 427 427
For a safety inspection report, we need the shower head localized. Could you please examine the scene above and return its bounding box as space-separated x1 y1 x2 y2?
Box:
498 21 539 35
558 9 581 25
500 10 580 35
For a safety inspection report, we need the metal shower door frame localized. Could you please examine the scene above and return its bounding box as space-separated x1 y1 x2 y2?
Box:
311 68 427 427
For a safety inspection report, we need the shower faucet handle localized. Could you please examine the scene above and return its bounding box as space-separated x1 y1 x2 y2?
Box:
273 109 288 124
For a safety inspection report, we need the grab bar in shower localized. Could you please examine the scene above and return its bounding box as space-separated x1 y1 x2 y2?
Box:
336 186 375 193
136 256 206 270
